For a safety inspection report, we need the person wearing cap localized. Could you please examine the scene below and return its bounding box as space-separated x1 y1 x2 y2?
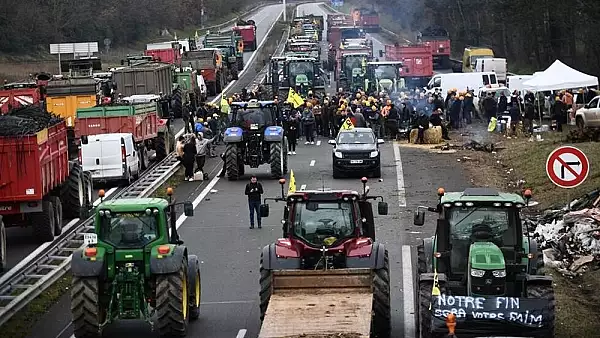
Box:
430 108 450 140
244 176 264 229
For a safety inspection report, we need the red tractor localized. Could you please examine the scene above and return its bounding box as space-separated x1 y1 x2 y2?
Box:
258 178 391 337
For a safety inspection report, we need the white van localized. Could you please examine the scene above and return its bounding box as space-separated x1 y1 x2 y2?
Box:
426 72 498 95
80 133 140 184
474 58 507 82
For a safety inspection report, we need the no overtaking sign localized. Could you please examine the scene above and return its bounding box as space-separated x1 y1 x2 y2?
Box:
546 146 590 188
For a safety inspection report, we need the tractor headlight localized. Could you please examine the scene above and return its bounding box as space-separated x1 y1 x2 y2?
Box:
369 150 379 158
470 269 485 278
492 270 506 278
334 150 343 158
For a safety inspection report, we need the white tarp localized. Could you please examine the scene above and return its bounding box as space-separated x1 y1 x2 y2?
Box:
523 60 598 91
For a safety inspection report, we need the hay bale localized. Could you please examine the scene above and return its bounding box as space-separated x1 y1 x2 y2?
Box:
409 126 443 144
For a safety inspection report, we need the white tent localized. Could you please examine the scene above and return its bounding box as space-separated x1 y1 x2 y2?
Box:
522 60 598 91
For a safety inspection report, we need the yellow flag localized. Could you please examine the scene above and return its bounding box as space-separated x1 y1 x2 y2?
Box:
340 117 354 132
220 93 229 113
286 88 304 108
288 170 296 195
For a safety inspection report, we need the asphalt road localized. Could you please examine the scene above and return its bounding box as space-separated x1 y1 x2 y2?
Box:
23 3 475 338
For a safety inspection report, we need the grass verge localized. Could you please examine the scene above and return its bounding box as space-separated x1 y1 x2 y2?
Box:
1 274 72 338
151 167 186 199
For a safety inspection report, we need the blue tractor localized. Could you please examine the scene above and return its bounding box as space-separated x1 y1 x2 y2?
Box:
223 100 288 180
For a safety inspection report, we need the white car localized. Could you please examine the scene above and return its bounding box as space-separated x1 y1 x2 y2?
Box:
575 95 600 130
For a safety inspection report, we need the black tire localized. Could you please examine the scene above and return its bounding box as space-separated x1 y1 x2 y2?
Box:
139 145 148 170
269 141 285 178
0 220 6 272
252 38 258 51
83 171 93 209
231 67 239 80
71 277 104 338
576 116 585 131
418 280 446 338
49 196 63 236
187 255 201 320
238 161 245 177
156 132 168 161
373 165 381 178
172 88 183 118
226 144 239 180
259 253 272 321
237 57 244 71
371 249 391 338
333 166 341 179
216 74 222 92
32 200 55 242
417 242 428 274
156 255 189 337
61 162 85 219
527 284 556 337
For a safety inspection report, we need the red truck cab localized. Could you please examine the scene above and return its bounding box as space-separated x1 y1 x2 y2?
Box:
0 82 42 114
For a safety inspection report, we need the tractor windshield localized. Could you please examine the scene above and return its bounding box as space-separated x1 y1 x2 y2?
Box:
340 29 362 39
374 65 398 80
288 61 314 86
99 212 159 249
234 107 272 129
293 201 355 247
343 55 367 78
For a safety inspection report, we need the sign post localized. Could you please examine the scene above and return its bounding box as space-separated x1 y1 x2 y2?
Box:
545 146 589 189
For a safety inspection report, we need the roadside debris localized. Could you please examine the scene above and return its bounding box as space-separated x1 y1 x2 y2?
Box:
434 140 502 153
524 189 600 275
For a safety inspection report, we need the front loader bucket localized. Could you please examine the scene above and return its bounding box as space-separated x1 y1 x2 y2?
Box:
429 294 554 337
260 269 373 338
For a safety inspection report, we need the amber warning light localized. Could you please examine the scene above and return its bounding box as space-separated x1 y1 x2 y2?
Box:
446 312 456 334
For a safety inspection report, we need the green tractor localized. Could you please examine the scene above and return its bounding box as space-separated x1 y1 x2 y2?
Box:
204 32 244 74
414 187 555 338
70 189 200 337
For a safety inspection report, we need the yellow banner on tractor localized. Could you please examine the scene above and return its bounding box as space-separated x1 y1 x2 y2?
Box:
286 88 304 108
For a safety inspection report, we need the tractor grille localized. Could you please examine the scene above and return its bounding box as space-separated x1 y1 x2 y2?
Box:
472 271 506 295
342 152 369 159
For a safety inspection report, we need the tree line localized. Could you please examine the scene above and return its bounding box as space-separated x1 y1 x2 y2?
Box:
0 0 270 55
370 0 600 75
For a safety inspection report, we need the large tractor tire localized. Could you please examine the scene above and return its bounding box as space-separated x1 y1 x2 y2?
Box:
32 200 55 242
156 255 189 337
231 67 239 80
418 280 446 338
237 58 244 71
156 129 174 161
61 162 85 219
83 171 93 209
259 252 272 321
0 219 6 272
269 140 287 178
71 276 104 338
187 255 201 320
172 88 183 118
216 73 223 93
417 242 428 274
527 284 556 338
371 249 391 338
48 196 63 236
226 144 240 181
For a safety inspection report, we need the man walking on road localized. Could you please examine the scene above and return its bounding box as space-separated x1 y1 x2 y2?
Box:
245 176 263 229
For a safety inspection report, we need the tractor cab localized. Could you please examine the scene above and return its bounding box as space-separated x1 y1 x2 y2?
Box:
229 100 279 131
339 53 369 91
260 178 388 270
366 61 404 94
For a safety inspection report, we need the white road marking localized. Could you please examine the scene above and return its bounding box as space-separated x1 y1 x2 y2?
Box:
402 245 416 337
316 140 321 146
236 329 248 338
300 184 307 190
92 187 117 207
309 160 316 166
175 170 222 229
393 142 407 207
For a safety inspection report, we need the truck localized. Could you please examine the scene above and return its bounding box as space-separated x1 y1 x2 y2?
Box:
352 7 380 32
365 61 405 94
144 41 182 65
462 46 495 73
426 72 498 96
232 18 257 51
257 178 390 337
382 43 433 89
474 57 508 83
0 81 42 114
111 60 173 98
418 26 452 70
76 99 175 165
182 48 227 97
203 32 245 72
0 113 93 271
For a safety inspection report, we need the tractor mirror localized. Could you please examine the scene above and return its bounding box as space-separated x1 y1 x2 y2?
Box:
414 210 425 226
183 201 194 216
80 135 88 145
377 201 388 215
260 204 269 218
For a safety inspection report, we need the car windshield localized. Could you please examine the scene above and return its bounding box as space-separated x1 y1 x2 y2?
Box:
374 65 398 80
337 131 375 144
100 211 158 248
293 201 355 246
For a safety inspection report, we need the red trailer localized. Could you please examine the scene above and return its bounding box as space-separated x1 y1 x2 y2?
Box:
419 26 451 70
145 42 182 65
232 19 257 51
0 82 42 114
0 117 92 269
384 44 433 88
352 7 380 32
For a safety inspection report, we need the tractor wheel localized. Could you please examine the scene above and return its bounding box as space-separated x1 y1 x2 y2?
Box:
225 144 239 180
371 249 391 338
0 220 6 272
216 74 222 93
269 141 284 178
71 277 104 338
259 252 272 321
187 255 201 320
60 162 85 219
527 284 556 338
231 67 239 80
418 280 446 338
156 255 189 337
83 171 93 209
417 242 428 274
252 38 258 51
32 200 55 242
237 58 244 71
139 145 148 170
172 88 183 118
238 160 245 177
156 132 168 161
48 196 63 236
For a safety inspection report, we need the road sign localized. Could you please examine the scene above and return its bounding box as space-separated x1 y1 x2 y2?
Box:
546 146 589 188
